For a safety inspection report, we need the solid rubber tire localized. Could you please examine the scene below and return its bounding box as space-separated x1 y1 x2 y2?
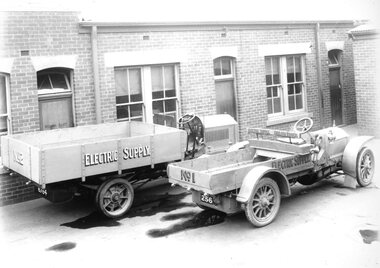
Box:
95 178 134 218
356 147 375 187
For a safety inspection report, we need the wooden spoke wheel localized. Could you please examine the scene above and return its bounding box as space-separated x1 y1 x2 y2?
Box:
244 177 281 227
95 178 134 218
356 147 375 187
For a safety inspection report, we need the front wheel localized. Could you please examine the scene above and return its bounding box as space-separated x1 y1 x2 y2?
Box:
95 178 134 218
244 177 281 227
356 147 375 187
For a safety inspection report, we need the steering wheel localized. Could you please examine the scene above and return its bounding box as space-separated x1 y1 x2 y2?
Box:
294 117 313 134
178 114 195 125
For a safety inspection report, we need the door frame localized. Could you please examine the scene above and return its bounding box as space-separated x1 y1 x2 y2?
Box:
329 66 343 126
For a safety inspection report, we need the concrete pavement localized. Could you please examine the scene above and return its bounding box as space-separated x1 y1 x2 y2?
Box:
0 124 379 268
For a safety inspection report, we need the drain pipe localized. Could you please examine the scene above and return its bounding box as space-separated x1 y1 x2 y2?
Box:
315 22 325 128
91 25 102 124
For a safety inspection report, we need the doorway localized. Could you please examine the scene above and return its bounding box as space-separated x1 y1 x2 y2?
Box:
328 50 343 126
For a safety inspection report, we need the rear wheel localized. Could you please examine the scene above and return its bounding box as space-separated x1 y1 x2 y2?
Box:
356 147 375 187
244 177 281 227
95 178 134 218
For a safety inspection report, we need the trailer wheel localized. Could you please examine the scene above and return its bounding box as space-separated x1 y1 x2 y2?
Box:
95 178 134 218
244 177 281 227
356 147 375 187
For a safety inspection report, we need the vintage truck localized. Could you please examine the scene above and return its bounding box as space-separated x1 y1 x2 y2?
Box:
168 117 375 227
1 114 238 218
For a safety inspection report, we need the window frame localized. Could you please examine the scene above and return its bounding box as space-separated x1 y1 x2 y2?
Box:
37 71 72 97
36 68 75 130
115 67 145 122
151 64 179 122
114 64 180 125
213 56 238 120
213 57 234 80
0 73 11 135
265 55 307 119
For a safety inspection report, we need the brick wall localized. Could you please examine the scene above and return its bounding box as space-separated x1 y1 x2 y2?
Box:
0 11 93 205
1 11 95 132
320 27 356 127
352 35 380 137
0 13 356 206
96 24 355 140
0 173 36 206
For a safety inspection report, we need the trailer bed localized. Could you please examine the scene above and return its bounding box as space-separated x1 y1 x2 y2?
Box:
1 121 187 186
168 143 315 195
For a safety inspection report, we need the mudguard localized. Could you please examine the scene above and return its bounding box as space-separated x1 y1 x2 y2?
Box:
342 136 374 178
236 165 291 204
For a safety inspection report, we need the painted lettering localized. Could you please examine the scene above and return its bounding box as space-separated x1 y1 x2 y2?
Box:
181 169 196 183
84 145 150 167
123 145 150 160
272 154 312 170
13 151 24 166
84 150 118 167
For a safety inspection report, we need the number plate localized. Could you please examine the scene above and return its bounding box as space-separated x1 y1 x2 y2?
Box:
200 193 214 205
37 187 48 196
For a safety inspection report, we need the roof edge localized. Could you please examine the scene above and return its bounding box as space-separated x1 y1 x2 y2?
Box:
79 20 355 28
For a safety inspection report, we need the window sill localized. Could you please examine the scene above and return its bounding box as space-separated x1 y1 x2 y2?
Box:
38 91 72 100
266 112 313 127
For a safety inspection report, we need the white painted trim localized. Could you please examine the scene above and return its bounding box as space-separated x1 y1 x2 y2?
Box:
258 43 312 57
325 41 344 51
266 112 314 126
105 49 188 67
31 55 77 71
209 46 238 59
0 58 14 74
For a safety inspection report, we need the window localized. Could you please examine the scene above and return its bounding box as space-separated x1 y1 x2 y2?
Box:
37 72 71 95
151 65 178 126
265 55 306 117
37 68 74 130
328 49 341 67
213 57 237 119
115 68 144 121
0 74 10 134
214 57 232 77
114 64 179 127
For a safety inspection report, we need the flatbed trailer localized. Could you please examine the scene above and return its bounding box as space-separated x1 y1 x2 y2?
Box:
1 121 187 217
168 117 375 227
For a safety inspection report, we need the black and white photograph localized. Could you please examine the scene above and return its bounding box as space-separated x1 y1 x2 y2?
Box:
0 0 379 267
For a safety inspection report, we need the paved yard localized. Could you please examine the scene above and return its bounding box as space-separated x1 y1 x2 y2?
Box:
0 126 379 268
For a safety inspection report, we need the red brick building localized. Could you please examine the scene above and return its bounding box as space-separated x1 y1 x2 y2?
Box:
348 24 380 137
0 11 357 205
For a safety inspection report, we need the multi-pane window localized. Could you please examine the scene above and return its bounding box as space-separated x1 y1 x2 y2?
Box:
114 64 179 126
151 65 177 125
213 57 237 119
328 50 340 66
0 74 9 134
286 56 303 111
214 57 232 76
37 69 74 130
115 68 144 121
265 55 306 116
265 57 282 114
37 73 70 93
